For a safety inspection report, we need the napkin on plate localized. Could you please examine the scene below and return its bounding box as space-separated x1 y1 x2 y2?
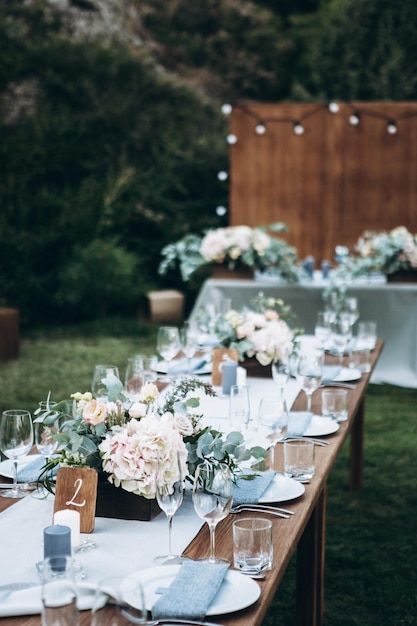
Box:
167 357 207 375
321 366 342 383
16 457 57 483
287 411 312 437
151 560 229 620
232 470 276 505
0 583 96 617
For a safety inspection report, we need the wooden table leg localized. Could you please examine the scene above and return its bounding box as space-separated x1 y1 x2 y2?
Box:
349 398 365 491
296 485 327 626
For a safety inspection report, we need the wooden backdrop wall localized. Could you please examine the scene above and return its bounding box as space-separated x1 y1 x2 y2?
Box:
229 102 417 265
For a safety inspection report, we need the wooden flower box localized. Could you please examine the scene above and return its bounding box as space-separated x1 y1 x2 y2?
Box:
241 357 272 378
96 481 162 521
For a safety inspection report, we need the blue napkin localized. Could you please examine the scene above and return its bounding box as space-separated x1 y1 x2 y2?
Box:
287 412 312 437
168 357 207 374
17 457 57 483
151 560 229 620
232 470 276 505
321 366 341 382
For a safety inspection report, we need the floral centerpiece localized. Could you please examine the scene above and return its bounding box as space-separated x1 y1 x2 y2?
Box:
37 376 267 505
158 223 300 282
353 226 417 277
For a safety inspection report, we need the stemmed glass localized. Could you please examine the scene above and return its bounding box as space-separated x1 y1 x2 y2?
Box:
0 410 34 498
157 326 181 380
297 353 323 415
124 357 144 402
229 385 250 433
343 297 360 329
180 322 200 373
314 311 332 349
154 452 184 565
331 318 353 365
257 397 289 471
192 462 233 564
92 365 120 400
271 352 290 400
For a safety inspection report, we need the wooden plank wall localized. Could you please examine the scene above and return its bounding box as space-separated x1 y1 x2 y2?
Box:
229 102 417 265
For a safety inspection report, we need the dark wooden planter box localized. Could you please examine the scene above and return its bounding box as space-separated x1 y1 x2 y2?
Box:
211 265 254 280
241 356 272 378
96 481 161 521
387 270 417 283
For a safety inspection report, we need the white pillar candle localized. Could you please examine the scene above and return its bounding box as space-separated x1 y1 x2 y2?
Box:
236 366 247 386
53 509 80 548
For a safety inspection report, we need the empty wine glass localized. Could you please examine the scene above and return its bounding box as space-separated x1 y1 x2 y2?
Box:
92 365 120 400
124 357 144 402
297 353 323 415
0 409 34 498
271 352 290 399
331 318 353 365
192 462 233 564
314 311 332 349
154 452 184 565
229 385 250 432
343 297 360 328
134 354 158 384
180 322 199 373
257 397 289 471
91 576 146 626
157 326 181 380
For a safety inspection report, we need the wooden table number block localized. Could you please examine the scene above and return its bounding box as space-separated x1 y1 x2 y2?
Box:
212 347 238 386
53 467 98 533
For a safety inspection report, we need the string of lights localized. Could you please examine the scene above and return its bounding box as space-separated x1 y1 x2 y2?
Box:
221 101 417 141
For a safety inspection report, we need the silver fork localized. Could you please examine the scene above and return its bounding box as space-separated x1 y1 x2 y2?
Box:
231 502 295 515
230 506 291 519
278 436 330 446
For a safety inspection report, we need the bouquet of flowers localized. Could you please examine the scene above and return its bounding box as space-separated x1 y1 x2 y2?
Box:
158 223 300 282
353 226 417 275
37 376 267 497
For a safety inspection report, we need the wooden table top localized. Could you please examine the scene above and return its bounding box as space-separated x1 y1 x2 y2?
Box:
0 341 384 626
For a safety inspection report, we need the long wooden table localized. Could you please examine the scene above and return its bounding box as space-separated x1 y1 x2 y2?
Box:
0 341 383 626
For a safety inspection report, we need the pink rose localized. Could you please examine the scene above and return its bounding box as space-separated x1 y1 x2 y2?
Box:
83 399 107 425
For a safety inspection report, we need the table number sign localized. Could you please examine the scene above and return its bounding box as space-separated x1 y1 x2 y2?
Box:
53 467 98 533
212 348 238 386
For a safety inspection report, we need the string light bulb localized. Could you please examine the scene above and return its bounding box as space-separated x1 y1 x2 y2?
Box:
328 102 340 113
221 103 232 115
227 134 238 144
387 120 398 135
216 206 227 216
255 122 266 135
217 171 228 181
349 112 360 126
293 122 304 135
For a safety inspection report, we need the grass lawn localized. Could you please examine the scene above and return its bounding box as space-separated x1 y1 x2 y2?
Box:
1 319 416 625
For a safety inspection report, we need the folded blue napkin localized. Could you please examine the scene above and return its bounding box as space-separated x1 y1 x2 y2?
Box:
17 457 57 483
321 366 341 382
287 412 312 437
151 560 229 620
232 470 276 505
168 357 207 375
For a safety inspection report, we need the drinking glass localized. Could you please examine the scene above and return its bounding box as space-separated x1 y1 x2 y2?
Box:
271 353 290 399
124 357 144 402
0 409 34 498
343 297 360 328
91 365 120 400
41 556 79 626
180 321 200 373
257 397 289 471
297 353 323 415
134 354 158 383
331 318 352 365
192 462 233 564
314 311 331 349
229 385 250 432
157 326 181 380
154 452 184 565
91 576 146 626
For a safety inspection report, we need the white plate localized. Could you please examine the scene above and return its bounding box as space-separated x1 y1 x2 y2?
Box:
303 415 339 437
157 360 212 376
259 473 305 503
333 367 361 382
0 455 42 479
128 565 260 616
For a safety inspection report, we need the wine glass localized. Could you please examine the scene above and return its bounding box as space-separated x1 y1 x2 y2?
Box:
314 311 332 349
257 397 289 471
343 297 360 328
271 352 290 399
180 322 199 373
91 576 146 626
229 385 250 432
154 452 184 565
0 409 34 498
297 353 323 415
331 318 353 365
124 357 144 402
157 326 181 380
192 462 233 564
92 365 120 400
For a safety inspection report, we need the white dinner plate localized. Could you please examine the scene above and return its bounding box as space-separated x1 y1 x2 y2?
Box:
156 359 212 376
259 473 305 503
303 415 339 437
333 367 361 382
0 455 42 479
127 565 261 616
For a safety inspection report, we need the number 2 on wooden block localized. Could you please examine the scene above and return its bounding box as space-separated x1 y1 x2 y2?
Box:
53 467 98 533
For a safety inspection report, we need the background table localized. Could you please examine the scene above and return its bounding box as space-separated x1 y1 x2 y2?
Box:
189 277 417 388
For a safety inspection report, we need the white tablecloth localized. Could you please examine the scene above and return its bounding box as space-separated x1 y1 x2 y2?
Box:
189 277 417 389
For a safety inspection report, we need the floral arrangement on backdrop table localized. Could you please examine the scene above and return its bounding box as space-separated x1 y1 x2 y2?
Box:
158 223 301 283
353 226 417 277
37 376 267 500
